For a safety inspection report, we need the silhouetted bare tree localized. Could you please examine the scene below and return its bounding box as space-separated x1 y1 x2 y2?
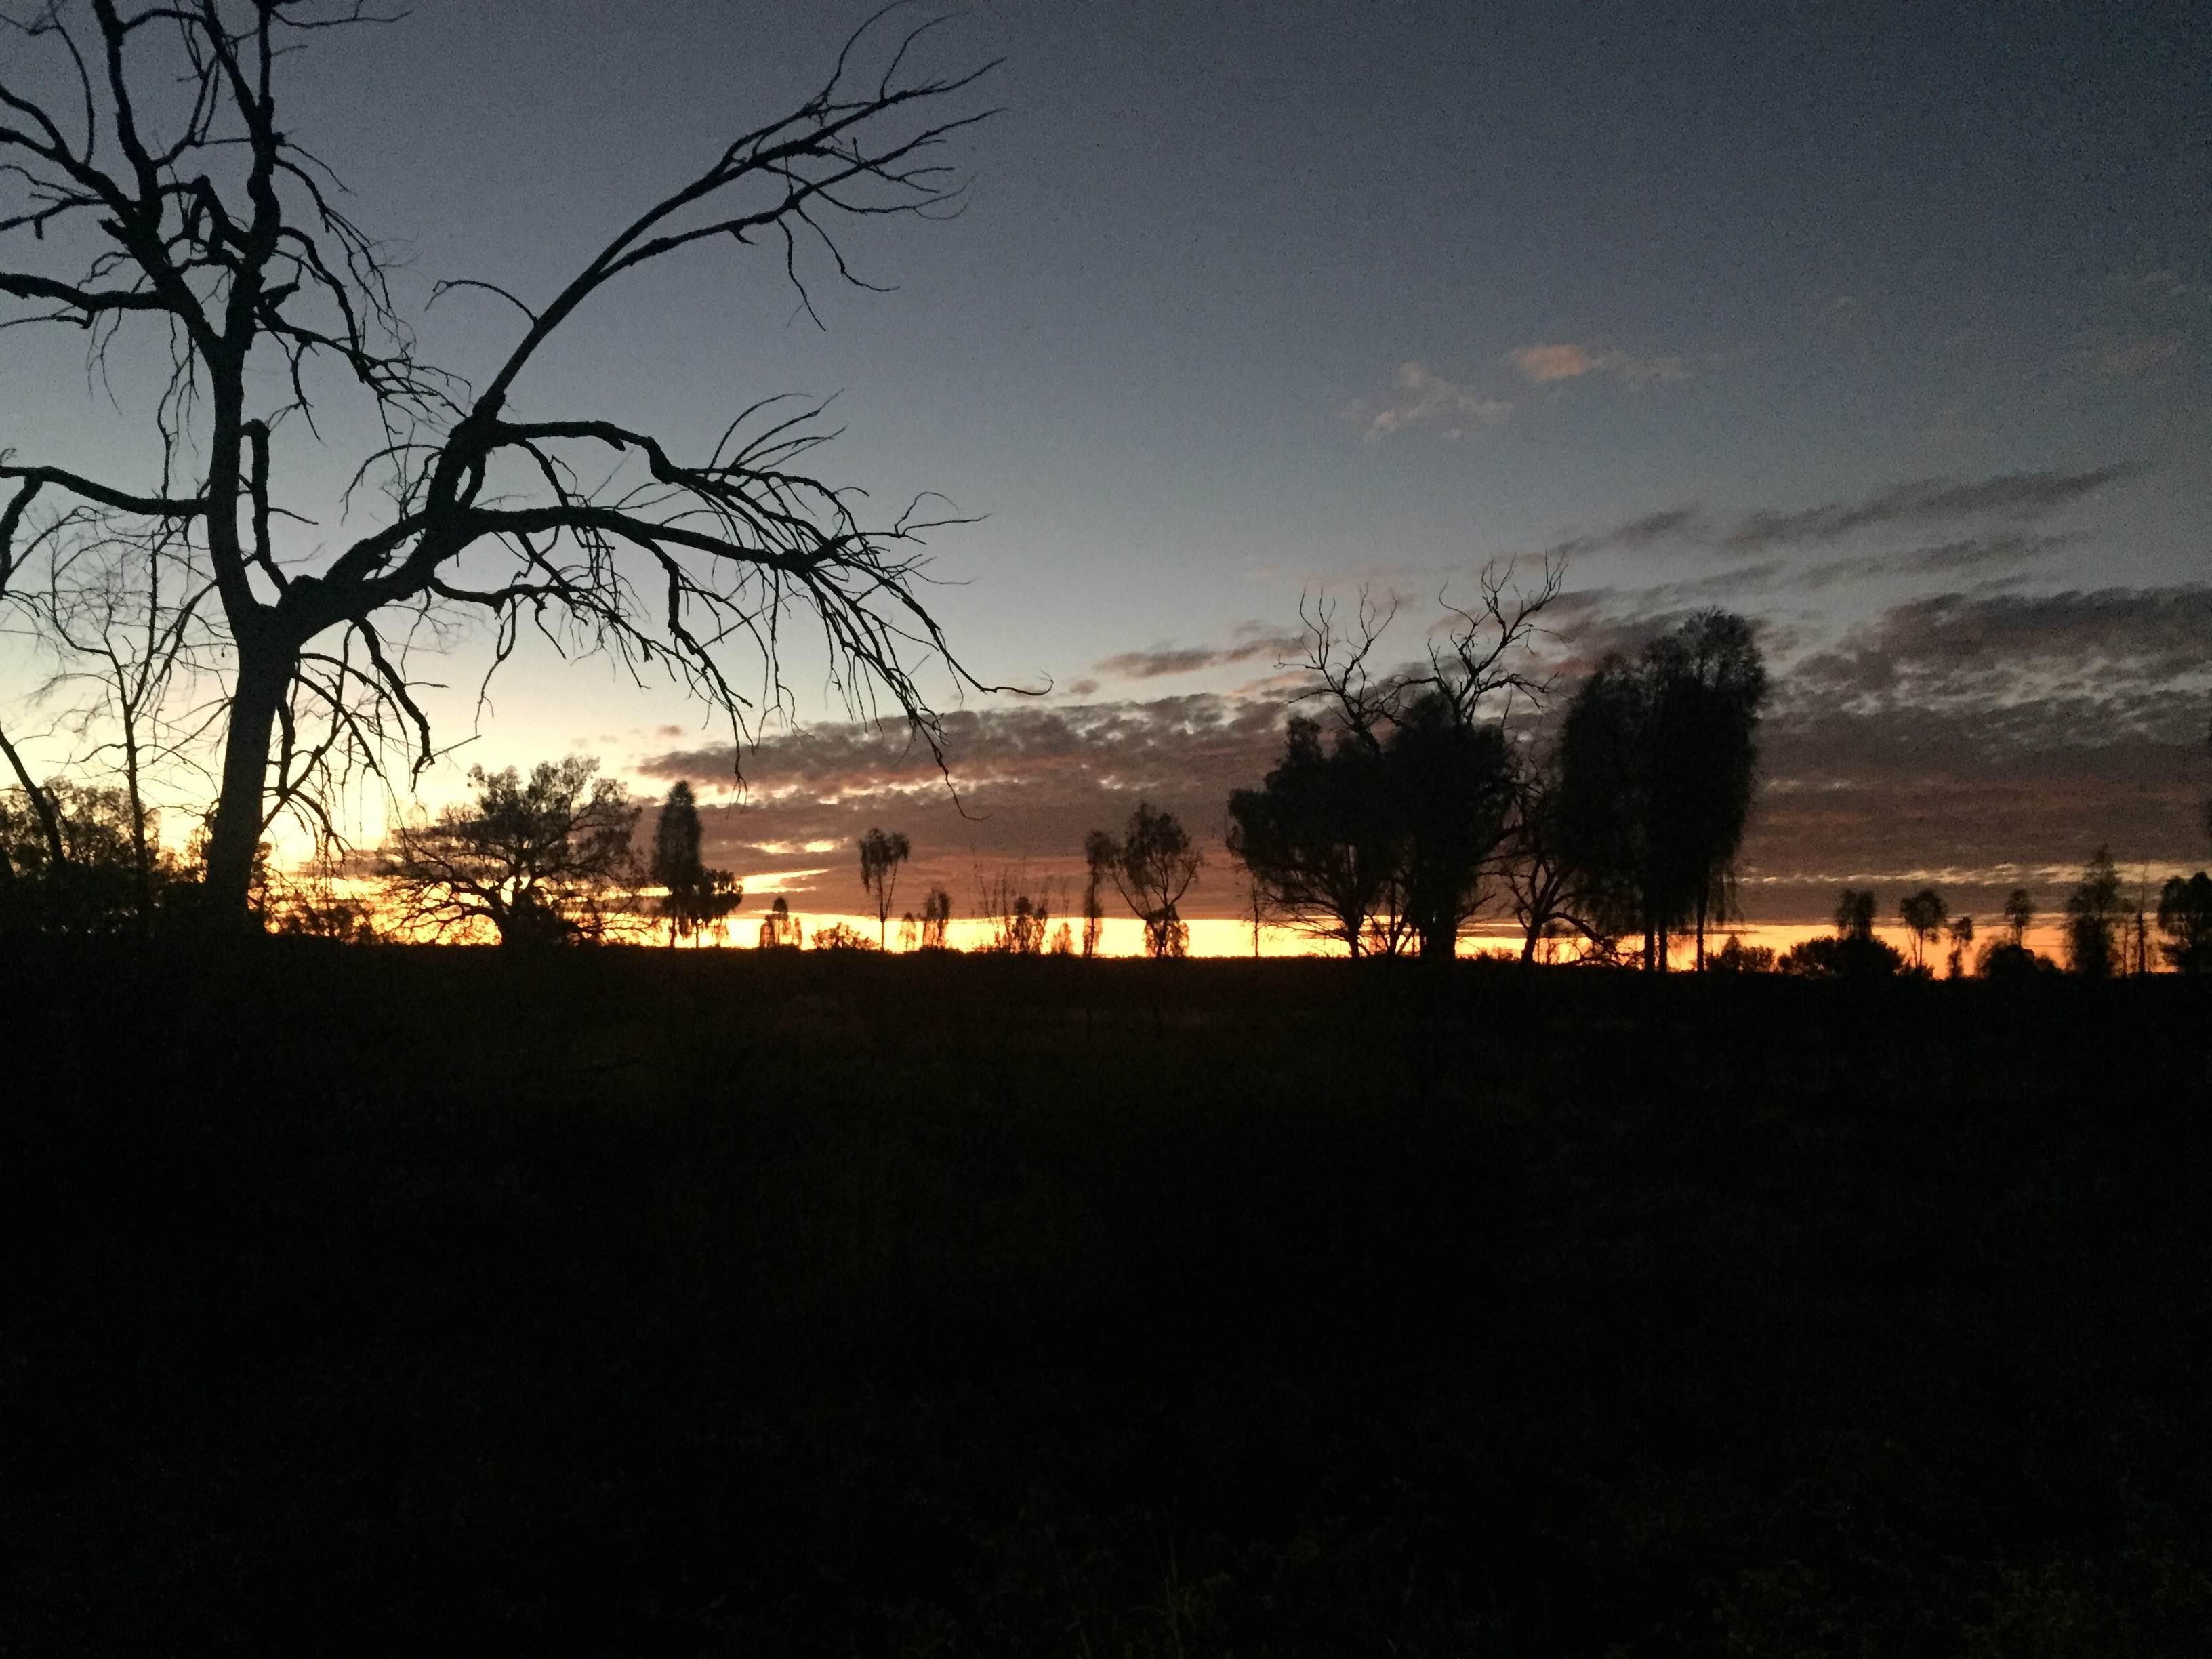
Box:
1232 565 1555 960
0 3 1002 926
382 758 638 945
976 867 1052 954
2003 886 2036 948
1505 752 1616 962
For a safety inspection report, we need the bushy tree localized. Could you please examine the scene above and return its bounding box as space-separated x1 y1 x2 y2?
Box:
1228 717 1397 956
382 758 638 945
651 782 741 947
1555 612 1768 970
2157 872 2212 975
2064 846 2125 978
758 895 799 950
1706 935 1776 973
1238 569 1556 962
1385 691 1516 960
0 779 179 935
1779 889 1902 978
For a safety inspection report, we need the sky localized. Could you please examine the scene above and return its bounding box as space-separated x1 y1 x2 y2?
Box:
3 0 2208 934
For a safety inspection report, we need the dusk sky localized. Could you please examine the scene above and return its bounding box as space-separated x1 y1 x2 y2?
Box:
5 0 2207 930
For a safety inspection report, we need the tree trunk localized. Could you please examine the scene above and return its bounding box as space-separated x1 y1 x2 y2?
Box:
121 710 153 938
1695 890 1707 972
203 647 287 926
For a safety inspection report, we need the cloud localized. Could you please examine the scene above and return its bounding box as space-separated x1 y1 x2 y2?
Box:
1509 343 1594 382
1794 529 2074 590
2095 335 2182 377
1742 584 2212 910
1509 342 1687 386
1094 625 1306 681
1718 467 2127 552
1525 468 2125 573
637 694 1294 920
1351 361 1513 441
1785 584 2212 712
628 573 2209 929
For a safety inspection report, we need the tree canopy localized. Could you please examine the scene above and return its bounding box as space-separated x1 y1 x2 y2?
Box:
382 758 638 946
1555 611 1769 969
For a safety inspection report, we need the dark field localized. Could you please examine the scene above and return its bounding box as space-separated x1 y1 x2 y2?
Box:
5 945 2211 1655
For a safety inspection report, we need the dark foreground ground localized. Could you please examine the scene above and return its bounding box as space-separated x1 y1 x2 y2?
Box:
5 943 2211 1656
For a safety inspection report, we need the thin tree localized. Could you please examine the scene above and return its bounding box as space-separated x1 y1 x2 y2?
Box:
1092 802 1202 958
2003 886 2036 948
857 827 912 949
1945 913 1975 979
1080 834 1109 958
918 885 952 950
0 5 1003 926
1898 888 1946 973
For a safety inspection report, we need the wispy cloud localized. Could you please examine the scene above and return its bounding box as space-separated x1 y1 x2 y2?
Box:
1529 467 2125 570
2095 335 2182 377
1348 361 1513 441
1719 467 2127 552
638 695 1292 918
1508 341 1688 386
1095 624 1306 681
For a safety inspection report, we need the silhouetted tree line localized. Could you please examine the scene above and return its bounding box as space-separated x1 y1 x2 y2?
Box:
8 663 2207 972
1225 580 1770 970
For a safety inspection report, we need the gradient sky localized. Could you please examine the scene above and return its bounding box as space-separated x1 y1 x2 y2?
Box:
3 0 2207 929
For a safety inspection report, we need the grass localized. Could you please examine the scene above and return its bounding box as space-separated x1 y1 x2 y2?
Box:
5 942 2210 1654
